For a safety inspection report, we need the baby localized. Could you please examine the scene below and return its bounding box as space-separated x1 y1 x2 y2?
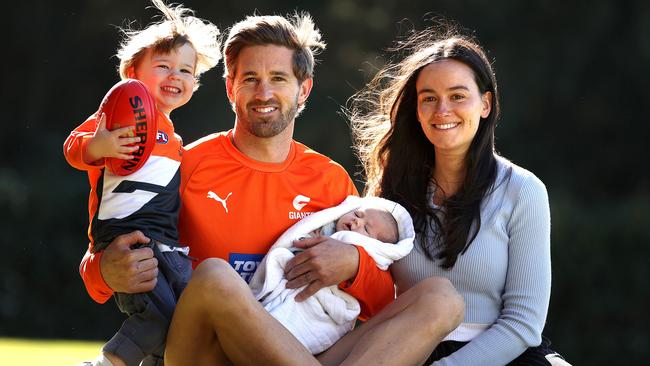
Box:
311 205 399 244
249 195 415 354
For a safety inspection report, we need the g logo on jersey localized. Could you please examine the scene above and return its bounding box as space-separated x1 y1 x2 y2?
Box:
292 195 310 211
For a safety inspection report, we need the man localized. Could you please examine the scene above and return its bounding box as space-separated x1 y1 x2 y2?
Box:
81 13 464 366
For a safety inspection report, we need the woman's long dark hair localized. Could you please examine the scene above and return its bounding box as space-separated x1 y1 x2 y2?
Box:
351 27 500 268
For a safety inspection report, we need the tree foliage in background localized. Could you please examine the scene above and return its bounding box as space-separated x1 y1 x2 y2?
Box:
1 0 648 364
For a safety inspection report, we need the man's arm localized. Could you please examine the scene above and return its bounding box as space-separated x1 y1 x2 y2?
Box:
79 231 159 303
338 245 394 320
80 248 112 303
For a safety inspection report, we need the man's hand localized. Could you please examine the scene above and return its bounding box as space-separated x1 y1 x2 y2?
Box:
284 236 359 301
100 231 158 293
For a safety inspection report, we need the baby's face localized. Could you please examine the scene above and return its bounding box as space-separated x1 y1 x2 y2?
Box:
336 208 398 243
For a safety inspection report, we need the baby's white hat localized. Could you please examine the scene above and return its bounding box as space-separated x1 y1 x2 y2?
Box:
357 196 415 243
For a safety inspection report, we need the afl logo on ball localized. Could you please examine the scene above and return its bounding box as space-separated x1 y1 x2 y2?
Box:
157 131 169 144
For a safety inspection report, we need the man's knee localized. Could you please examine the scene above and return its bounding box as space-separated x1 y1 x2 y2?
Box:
190 258 242 295
187 258 254 312
413 277 465 333
193 258 232 279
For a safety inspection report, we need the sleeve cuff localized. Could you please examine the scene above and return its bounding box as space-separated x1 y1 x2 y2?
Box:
339 245 364 291
79 249 113 304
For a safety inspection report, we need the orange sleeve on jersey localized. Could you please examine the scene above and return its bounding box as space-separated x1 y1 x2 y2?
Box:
179 145 195 197
340 246 395 320
67 115 110 302
63 115 106 171
79 246 113 304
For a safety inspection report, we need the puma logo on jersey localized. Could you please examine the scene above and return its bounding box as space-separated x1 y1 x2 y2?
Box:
292 195 310 211
207 191 232 213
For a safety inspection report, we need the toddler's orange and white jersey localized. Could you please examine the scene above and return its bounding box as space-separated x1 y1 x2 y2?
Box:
64 110 183 251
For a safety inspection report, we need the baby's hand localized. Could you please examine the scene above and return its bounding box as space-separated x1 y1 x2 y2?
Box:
84 113 141 164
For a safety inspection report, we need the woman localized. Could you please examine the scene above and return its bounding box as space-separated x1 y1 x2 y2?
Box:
351 27 570 365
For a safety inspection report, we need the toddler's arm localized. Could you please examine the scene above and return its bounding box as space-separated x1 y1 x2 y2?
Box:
63 113 140 169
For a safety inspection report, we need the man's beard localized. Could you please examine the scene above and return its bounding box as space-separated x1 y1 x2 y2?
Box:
236 96 299 138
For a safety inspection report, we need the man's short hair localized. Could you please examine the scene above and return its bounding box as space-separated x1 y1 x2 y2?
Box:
223 12 326 82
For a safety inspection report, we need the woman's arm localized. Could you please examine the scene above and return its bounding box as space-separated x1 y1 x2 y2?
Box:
434 173 551 365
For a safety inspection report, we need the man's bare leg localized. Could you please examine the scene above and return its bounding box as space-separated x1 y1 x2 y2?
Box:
165 258 319 366
318 276 464 366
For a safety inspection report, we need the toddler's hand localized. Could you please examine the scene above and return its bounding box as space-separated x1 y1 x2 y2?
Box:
84 113 141 164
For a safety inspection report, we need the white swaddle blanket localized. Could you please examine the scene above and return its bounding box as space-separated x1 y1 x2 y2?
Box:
249 195 415 354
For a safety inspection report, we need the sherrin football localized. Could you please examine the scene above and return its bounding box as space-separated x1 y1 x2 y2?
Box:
99 79 158 176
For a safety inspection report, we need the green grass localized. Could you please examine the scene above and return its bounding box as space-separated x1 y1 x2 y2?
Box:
0 338 103 366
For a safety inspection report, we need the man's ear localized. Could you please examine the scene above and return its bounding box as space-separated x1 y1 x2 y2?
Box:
297 77 313 105
225 77 234 104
